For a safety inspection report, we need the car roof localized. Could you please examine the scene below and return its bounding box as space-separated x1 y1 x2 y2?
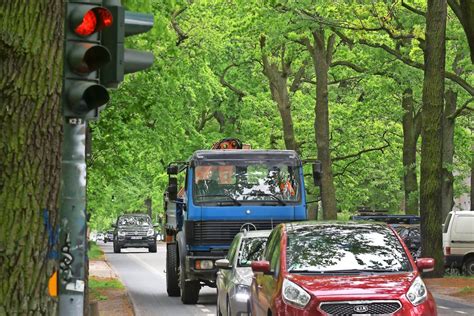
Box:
284 221 390 233
241 229 272 238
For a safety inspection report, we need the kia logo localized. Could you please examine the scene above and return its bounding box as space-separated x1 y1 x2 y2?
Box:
353 305 369 313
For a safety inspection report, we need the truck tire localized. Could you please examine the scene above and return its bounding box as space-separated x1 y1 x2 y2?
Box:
166 243 180 296
180 262 200 304
149 242 157 253
113 241 121 253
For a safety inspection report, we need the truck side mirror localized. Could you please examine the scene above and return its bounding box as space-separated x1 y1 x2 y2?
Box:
312 161 322 186
168 177 178 201
167 165 179 175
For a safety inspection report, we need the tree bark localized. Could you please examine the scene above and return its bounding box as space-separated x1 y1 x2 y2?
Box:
306 30 338 220
441 90 457 221
260 37 298 152
402 88 420 214
420 0 447 277
0 0 64 314
448 0 474 63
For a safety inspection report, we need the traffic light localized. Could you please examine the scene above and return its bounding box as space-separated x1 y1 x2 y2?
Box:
63 1 113 119
100 0 154 88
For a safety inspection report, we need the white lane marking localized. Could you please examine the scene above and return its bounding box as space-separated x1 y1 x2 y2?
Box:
126 253 166 279
196 304 205 308
438 306 449 309
206 314 215 316
201 308 210 312
455 311 467 314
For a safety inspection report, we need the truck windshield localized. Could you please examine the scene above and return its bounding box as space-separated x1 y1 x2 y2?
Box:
193 162 301 204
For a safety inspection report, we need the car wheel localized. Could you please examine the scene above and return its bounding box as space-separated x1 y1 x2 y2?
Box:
464 256 474 276
113 241 121 253
148 242 157 253
166 243 180 296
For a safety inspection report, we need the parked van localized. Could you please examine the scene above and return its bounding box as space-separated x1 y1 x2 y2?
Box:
443 210 474 275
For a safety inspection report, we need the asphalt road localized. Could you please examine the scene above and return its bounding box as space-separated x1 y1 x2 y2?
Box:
100 242 474 316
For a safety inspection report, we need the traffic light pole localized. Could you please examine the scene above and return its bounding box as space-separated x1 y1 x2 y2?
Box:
58 118 88 316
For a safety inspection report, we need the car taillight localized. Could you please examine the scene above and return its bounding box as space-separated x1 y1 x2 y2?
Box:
445 246 451 255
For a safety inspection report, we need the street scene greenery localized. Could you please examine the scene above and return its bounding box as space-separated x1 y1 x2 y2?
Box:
88 0 472 227
0 0 473 314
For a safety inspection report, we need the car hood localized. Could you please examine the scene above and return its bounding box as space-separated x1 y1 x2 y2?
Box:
287 272 417 298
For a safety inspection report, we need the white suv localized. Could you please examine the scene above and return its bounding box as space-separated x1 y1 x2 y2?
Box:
443 210 474 275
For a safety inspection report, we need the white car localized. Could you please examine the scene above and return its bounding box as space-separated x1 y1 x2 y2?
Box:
96 233 105 242
443 210 474 275
216 230 271 316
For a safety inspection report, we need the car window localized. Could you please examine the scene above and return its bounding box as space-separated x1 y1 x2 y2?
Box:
286 225 411 273
238 237 267 267
227 235 241 263
118 216 151 226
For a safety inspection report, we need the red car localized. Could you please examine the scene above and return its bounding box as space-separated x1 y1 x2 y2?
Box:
250 222 437 316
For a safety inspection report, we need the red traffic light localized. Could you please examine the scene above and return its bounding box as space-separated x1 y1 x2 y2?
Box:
73 8 113 37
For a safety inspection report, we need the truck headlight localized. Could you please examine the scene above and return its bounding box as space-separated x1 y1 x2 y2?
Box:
147 229 154 236
406 276 428 306
282 278 311 309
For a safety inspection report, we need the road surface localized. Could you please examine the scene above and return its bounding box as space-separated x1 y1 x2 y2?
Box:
99 242 474 316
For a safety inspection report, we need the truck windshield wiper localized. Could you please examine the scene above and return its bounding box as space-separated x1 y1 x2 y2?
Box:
196 194 242 206
249 192 286 205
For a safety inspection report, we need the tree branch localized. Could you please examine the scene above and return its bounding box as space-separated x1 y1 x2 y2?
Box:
449 97 474 120
219 64 247 100
171 7 189 46
401 0 426 16
333 132 390 162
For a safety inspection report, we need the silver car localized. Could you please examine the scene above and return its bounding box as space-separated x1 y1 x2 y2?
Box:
216 230 271 316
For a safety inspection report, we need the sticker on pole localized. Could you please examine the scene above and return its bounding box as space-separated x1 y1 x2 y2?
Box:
66 280 85 292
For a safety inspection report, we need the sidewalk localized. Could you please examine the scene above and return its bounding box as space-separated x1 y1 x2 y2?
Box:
89 259 134 316
425 277 474 306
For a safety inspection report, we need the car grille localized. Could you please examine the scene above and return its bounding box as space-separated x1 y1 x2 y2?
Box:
319 300 402 315
186 220 286 245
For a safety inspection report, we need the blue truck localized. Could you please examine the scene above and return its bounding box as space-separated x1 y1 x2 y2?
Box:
164 139 321 304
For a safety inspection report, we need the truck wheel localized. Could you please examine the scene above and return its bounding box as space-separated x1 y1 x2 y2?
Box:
148 242 157 253
166 243 180 296
113 242 121 253
464 257 474 276
180 263 200 304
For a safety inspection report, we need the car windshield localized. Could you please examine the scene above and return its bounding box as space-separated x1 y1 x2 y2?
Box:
118 216 151 227
238 237 267 267
193 162 300 204
286 225 411 273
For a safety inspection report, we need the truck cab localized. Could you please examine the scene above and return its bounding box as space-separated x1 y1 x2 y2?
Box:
164 148 320 304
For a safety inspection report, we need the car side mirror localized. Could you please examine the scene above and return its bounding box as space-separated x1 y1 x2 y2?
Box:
416 258 435 273
251 260 271 274
215 258 232 270
312 162 322 186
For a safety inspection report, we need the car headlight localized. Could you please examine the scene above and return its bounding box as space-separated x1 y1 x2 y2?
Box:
147 229 154 236
118 231 125 237
282 278 311 309
406 276 428 306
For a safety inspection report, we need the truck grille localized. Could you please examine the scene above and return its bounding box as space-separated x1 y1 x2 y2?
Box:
186 220 285 245
319 300 402 315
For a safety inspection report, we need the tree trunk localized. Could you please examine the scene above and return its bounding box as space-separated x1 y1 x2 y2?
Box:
441 90 457 221
260 37 298 152
420 0 447 277
308 30 338 220
471 144 474 211
0 1 64 314
402 88 420 214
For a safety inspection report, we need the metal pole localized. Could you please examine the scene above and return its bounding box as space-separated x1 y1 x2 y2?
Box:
58 118 87 316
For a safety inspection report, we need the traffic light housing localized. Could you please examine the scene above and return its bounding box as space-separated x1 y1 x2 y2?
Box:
100 1 154 88
63 1 113 120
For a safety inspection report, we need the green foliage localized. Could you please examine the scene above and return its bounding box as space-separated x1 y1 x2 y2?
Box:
88 0 473 229
88 242 104 261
